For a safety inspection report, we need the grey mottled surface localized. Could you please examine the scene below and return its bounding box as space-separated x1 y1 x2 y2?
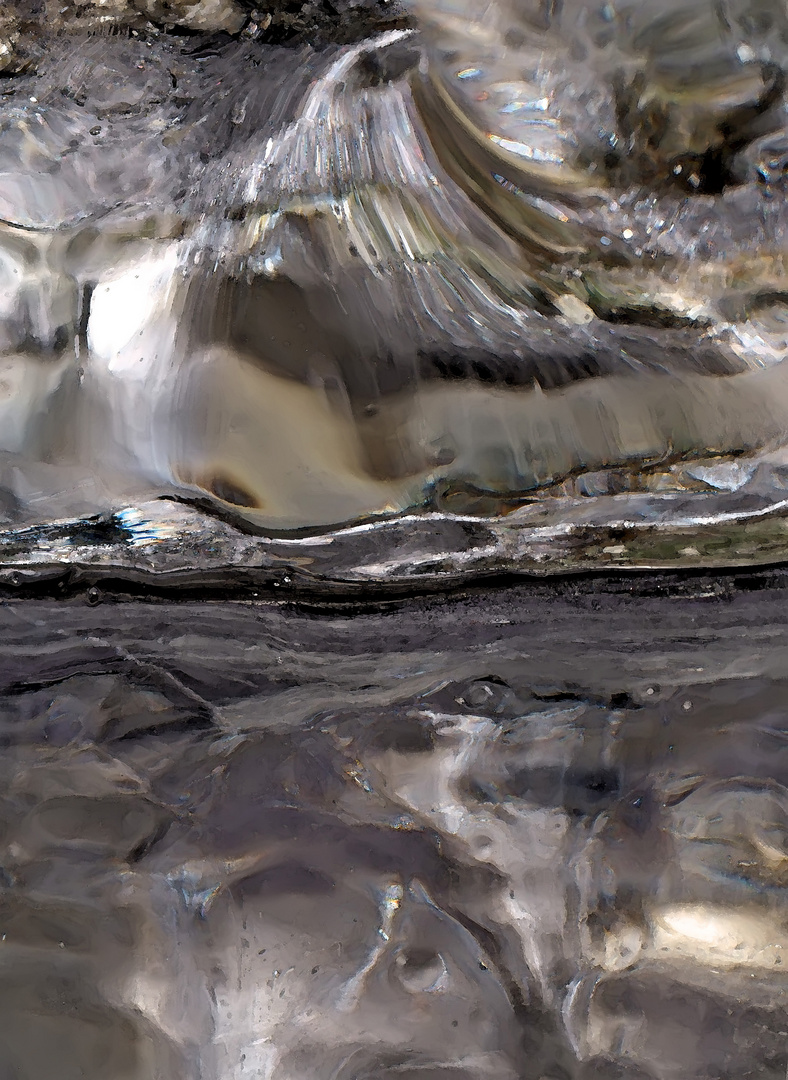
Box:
2 577 788 1078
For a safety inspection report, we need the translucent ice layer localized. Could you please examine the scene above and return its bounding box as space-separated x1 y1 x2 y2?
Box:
1 3 788 563
3 581 788 1079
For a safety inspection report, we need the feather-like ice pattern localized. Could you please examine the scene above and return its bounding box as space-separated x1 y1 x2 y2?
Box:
0 1 788 538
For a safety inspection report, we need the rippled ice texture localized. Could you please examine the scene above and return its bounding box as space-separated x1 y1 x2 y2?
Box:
4 6 788 1079
0 0 788 537
3 581 788 1080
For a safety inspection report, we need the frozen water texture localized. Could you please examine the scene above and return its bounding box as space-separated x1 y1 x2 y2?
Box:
2 581 788 1078
0 0 786 559
2 7 788 1079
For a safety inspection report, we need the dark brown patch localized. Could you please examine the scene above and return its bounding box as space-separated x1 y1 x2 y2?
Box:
202 473 261 509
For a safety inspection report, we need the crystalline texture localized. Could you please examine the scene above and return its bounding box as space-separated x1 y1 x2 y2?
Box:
3 6 788 1080
0 2 784 543
3 583 788 1079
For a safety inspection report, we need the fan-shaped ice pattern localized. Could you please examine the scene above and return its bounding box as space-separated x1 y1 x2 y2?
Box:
1 5 788 544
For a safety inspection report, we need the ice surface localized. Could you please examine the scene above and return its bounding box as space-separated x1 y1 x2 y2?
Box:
2 8 788 1078
2 579 788 1079
0 1 786 550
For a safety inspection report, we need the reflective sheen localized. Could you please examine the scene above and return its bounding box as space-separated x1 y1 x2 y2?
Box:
2 583 788 1079
0 2 785 551
7 8 788 1080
